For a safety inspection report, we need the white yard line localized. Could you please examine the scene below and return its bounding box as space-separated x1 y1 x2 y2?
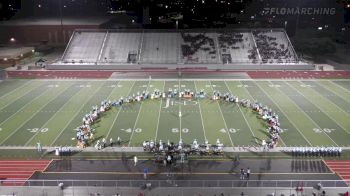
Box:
209 81 234 147
0 86 62 145
252 81 313 146
0 83 50 125
224 81 259 145
299 81 350 116
24 83 74 146
330 81 350 94
236 81 287 147
154 81 166 141
178 80 182 141
322 81 350 105
0 80 32 99
50 82 107 146
193 81 208 141
127 80 152 147
267 81 338 146
105 81 135 140
290 81 350 136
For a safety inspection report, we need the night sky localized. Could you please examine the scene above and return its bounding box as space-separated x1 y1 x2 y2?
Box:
0 0 349 29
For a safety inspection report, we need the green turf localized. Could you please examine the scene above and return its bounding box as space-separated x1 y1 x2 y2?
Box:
0 79 350 148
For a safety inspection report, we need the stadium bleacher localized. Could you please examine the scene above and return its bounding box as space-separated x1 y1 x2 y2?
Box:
141 32 180 64
181 32 219 64
253 30 297 64
62 31 106 63
101 32 141 64
51 29 312 70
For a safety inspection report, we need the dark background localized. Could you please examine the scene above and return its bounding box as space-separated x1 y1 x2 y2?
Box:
1 0 349 30
0 0 349 64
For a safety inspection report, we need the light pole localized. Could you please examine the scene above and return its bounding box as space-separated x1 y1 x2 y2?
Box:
59 0 63 43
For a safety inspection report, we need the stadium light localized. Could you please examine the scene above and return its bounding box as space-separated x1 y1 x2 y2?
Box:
10 37 15 42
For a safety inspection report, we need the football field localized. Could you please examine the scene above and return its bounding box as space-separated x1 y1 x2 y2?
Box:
0 79 350 148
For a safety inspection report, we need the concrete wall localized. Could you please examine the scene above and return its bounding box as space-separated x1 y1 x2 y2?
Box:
48 63 314 70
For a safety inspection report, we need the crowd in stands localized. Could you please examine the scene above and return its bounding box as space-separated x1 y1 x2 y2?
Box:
218 32 259 63
181 33 217 62
218 32 245 49
253 30 296 64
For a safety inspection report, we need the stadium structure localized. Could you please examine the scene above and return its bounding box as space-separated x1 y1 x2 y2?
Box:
1 8 350 196
49 28 313 70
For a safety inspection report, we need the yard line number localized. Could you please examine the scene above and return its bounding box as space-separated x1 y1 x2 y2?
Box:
205 85 218 88
219 128 240 133
237 85 249 88
77 85 91 88
172 128 189 133
174 85 186 88
268 84 281 88
122 128 142 133
300 84 313 88
313 128 335 133
28 128 49 133
110 84 123 88
48 84 59 88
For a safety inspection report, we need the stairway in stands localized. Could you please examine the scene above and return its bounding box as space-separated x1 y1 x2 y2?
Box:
0 160 51 186
324 160 350 186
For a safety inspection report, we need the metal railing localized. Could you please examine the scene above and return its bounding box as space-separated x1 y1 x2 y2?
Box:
1 179 348 188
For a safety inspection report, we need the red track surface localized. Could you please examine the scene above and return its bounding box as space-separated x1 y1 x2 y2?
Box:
0 160 51 186
247 71 350 79
324 160 350 186
6 70 350 79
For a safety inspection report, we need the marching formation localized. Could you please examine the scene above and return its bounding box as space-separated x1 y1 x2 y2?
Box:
75 100 112 148
211 90 283 149
143 138 225 155
74 88 282 150
289 146 342 157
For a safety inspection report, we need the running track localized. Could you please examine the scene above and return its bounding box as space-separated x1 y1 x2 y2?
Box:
325 160 350 186
0 160 51 186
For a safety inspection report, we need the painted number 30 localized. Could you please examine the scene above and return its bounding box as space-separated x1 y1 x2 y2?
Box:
313 128 335 133
28 128 49 133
